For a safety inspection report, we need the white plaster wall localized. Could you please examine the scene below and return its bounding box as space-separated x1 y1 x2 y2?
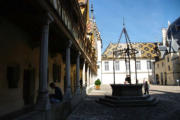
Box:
82 63 86 86
102 73 114 84
97 61 101 80
101 59 154 84
97 40 102 61
97 40 102 81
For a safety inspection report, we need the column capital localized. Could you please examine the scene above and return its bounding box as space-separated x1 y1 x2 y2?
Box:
67 40 72 48
42 12 54 25
47 13 54 23
77 51 81 56
85 59 89 65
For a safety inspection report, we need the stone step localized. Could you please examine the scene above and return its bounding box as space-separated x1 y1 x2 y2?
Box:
96 95 158 107
99 97 154 105
102 96 152 104
105 95 150 100
97 99 158 107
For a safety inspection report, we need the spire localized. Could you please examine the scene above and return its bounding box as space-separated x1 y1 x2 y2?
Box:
91 0 94 20
123 17 125 27
168 21 171 27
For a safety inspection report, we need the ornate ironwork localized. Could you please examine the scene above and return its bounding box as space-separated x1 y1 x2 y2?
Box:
113 21 139 85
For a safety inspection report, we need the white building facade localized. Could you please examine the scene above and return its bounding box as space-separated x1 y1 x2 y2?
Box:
97 36 102 81
101 43 159 84
101 59 154 84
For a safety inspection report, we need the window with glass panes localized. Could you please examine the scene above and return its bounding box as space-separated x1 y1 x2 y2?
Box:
105 62 109 71
147 61 152 69
115 61 120 71
136 61 141 70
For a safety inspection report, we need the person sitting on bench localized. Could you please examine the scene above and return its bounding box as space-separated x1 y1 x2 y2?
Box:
49 82 63 103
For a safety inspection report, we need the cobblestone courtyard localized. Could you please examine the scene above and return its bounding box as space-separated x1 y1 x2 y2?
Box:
67 85 180 120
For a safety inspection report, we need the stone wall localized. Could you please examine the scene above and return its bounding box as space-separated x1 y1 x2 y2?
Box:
0 17 68 117
0 19 39 116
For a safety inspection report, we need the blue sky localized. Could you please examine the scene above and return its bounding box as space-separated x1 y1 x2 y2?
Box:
90 0 180 52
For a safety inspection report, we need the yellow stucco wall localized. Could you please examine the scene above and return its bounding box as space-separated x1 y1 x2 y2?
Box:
164 54 174 85
48 54 65 94
155 52 180 85
168 52 180 85
0 19 40 115
155 59 166 84
71 64 76 95
0 18 68 116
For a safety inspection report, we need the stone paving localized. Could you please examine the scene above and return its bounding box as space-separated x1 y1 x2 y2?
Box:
67 85 180 120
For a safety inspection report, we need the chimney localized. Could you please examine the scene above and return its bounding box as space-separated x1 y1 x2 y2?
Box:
162 28 167 46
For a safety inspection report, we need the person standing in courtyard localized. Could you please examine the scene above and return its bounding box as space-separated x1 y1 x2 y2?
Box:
144 81 149 95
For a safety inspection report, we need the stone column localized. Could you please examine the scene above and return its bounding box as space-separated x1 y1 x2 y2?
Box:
53 0 57 9
36 14 52 111
82 63 86 87
87 66 89 86
76 52 81 95
64 40 72 101
90 70 92 86
89 68 91 86
91 72 95 84
85 63 88 87
91 70 93 86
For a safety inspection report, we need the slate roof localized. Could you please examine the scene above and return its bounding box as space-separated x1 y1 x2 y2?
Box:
167 17 180 52
158 46 167 51
87 20 101 41
167 17 180 43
